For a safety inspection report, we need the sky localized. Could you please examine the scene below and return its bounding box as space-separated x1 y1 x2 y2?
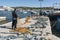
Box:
0 0 60 7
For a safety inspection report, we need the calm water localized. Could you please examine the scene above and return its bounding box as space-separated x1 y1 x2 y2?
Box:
0 11 31 22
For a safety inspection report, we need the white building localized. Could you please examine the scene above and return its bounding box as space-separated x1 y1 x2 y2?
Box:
3 6 14 11
0 6 5 11
0 6 14 11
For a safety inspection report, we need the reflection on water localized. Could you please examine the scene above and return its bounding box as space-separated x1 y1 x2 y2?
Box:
0 11 31 22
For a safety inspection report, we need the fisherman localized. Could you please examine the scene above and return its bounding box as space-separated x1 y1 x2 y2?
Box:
12 8 18 30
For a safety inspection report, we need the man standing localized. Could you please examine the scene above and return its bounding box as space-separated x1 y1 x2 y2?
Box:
12 8 17 30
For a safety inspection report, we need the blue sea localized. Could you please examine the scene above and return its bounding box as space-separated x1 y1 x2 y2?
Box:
0 11 31 22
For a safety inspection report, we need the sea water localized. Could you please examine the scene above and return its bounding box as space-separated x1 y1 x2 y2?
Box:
0 11 31 23
56 17 60 30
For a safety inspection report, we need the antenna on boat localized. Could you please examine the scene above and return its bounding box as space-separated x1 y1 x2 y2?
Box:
53 0 60 14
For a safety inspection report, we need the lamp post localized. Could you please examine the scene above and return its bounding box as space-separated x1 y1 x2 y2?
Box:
39 0 43 16
39 0 43 7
